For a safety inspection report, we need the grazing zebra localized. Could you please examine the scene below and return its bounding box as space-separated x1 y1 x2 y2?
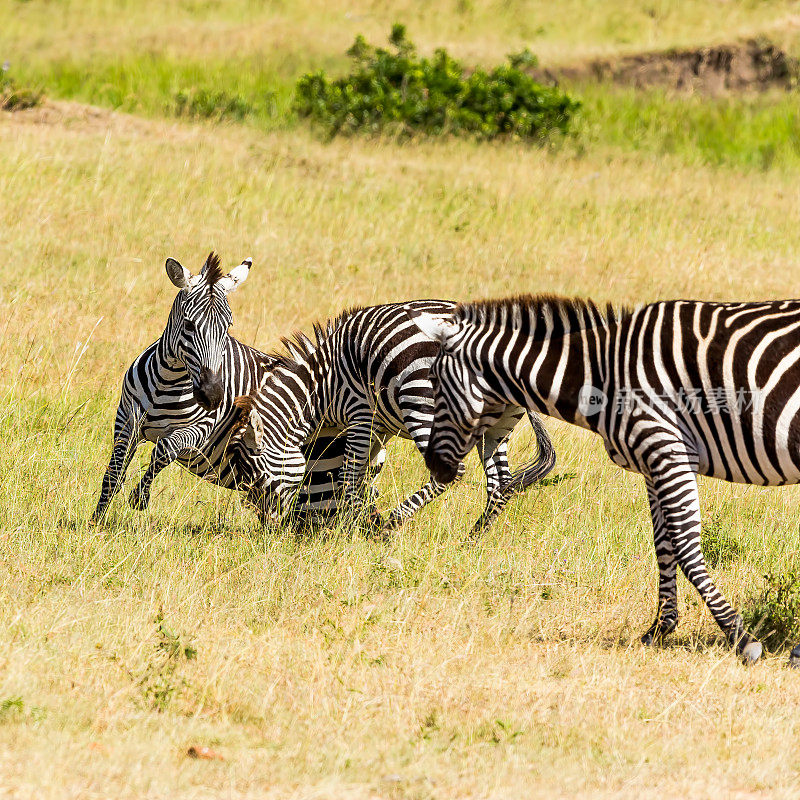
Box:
408 294 800 667
91 252 384 524
224 300 556 533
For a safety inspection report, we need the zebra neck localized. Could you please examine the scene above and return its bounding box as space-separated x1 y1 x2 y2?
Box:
263 364 317 450
474 316 609 430
152 335 192 389
291 347 340 431
528 327 608 429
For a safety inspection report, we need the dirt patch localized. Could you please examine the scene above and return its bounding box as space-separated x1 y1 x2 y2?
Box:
2 98 120 127
0 98 181 139
536 39 798 95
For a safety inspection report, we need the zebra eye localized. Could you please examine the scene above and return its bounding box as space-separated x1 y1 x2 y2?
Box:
185 319 196 334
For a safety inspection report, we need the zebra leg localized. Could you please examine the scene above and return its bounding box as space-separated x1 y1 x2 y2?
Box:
647 467 762 663
383 463 466 531
91 407 143 522
471 439 513 535
641 478 679 645
471 406 528 534
339 420 384 528
129 424 210 511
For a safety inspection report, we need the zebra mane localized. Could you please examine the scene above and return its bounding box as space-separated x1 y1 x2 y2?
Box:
455 294 630 330
202 251 224 293
266 305 369 368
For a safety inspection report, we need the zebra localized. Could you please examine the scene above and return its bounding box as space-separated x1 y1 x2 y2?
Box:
91 252 385 525
407 294 800 667
223 300 556 533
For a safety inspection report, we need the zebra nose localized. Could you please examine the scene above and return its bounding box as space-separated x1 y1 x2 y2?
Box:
194 367 224 410
425 448 460 484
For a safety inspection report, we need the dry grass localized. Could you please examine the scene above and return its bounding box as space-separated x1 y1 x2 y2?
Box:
3 79 800 800
5 0 800 68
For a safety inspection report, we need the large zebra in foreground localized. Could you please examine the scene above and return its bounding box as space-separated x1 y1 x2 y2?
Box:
91 252 384 525
226 301 556 533
408 294 800 667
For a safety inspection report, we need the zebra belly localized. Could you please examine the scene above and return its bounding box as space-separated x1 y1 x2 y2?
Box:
698 461 800 487
676 402 800 486
602 410 800 487
140 409 210 443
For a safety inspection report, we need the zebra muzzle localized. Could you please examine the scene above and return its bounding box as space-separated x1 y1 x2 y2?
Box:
193 367 224 410
425 450 461 484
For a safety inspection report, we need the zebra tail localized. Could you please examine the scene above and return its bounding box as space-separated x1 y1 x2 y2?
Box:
503 412 557 495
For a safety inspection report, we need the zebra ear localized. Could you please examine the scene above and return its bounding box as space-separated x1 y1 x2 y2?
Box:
219 257 252 294
242 406 264 451
165 257 192 289
405 307 457 346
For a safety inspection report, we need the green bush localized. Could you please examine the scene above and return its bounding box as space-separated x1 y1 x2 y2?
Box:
743 570 800 652
173 87 255 121
293 24 580 140
1 66 42 111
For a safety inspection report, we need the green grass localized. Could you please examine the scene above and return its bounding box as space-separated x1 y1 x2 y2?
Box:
6 1 800 796
8 51 800 171
11 55 296 128
4 0 800 169
4 103 800 795
579 83 800 170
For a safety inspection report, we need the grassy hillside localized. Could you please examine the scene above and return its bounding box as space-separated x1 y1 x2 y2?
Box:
5 0 800 168
3 102 800 798
6 0 800 66
3 2 800 797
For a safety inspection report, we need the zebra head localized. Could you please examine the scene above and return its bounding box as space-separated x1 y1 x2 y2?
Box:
227 390 307 520
407 308 509 484
165 251 251 410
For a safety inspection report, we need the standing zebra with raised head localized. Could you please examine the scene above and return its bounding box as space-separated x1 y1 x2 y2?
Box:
91 252 385 524
226 300 555 533
408 295 800 667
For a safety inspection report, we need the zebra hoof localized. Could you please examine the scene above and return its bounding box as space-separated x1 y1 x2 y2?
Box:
740 641 762 665
363 511 387 538
381 514 403 533
789 644 800 669
640 619 677 647
128 487 149 511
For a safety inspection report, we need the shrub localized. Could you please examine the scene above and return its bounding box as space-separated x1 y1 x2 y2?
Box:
743 569 800 652
293 24 580 140
138 613 197 712
173 87 254 121
1 65 42 111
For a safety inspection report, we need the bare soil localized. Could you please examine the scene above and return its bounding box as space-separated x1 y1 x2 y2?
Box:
536 38 798 95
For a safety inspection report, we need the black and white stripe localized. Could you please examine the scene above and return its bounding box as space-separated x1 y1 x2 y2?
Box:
228 300 555 533
91 252 381 523
409 295 800 666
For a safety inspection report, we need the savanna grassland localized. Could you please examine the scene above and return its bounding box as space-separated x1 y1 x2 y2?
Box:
4 1 800 798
